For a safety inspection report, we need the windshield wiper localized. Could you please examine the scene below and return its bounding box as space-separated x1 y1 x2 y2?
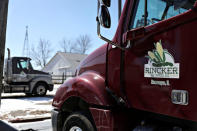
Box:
161 2 170 20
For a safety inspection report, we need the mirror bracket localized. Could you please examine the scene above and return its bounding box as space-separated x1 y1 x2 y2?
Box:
97 20 127 50
99 0 111 7
97 0 129 51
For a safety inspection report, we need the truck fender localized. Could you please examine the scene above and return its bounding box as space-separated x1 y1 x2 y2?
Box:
52 71 114 110
30 76 52 92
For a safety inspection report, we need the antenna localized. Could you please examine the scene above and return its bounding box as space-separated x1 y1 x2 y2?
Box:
22 26 29 57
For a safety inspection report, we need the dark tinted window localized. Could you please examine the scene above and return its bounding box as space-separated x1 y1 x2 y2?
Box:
131 0 195 29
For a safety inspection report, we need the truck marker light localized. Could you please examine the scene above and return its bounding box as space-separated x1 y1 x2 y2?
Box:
144 40 180 79
171 90 188 105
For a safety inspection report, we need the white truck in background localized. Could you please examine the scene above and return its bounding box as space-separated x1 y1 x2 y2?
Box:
3 49 53 96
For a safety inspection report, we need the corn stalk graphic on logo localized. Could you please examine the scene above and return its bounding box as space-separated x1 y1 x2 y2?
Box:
144 40 180 79
147 41 173 67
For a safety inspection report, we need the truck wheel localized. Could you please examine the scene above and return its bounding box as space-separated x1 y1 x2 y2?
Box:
62 112 95 131
34 83 47 96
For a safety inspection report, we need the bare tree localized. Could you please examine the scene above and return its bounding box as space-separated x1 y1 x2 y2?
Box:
31 39 52 68
59 38 74 53
74 35 91 54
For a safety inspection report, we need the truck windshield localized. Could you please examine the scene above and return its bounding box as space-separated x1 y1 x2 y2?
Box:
132 0 195 29
17 59 33 70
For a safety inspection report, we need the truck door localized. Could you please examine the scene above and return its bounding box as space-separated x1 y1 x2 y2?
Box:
12 58 30 82
124 0 197 122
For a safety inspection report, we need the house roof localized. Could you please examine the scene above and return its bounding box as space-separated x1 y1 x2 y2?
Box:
58 52 87 69
42 52 87 71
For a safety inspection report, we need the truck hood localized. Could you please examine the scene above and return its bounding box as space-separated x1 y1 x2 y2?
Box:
29 69 50 75
76 43 107 77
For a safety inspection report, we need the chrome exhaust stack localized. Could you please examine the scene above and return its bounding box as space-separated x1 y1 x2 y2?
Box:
7 48 10 60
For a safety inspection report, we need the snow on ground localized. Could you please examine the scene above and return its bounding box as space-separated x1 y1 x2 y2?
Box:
0 84 61 122
11 119 52 131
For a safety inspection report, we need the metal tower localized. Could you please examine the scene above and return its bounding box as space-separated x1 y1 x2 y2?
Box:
22 26 29 57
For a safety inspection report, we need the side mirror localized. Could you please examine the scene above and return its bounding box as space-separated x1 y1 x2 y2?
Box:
96 0 125 50
98 5 111 28
99 0 111 7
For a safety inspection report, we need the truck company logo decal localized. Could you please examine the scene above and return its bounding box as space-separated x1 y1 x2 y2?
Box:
144 41 180 79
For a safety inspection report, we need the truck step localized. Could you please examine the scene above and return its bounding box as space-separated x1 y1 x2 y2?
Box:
4 85 30 93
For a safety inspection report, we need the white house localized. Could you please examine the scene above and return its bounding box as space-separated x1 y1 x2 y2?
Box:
42 52 87 83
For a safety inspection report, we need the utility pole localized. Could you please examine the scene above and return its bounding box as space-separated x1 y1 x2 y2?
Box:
0 0 9 106
23 26 29 57
118 0 122 20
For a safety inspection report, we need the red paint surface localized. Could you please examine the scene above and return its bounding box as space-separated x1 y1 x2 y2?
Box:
90 108 114 131
52 44 115 109
53 0 197 130
52 70 115 109
124 6 197 122
89 108 133 131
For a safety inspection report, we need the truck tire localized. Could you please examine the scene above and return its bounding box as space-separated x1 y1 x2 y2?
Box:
34 83 47 96
62 112 95 131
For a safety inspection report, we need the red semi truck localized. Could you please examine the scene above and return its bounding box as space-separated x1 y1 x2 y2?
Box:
52 0 197 130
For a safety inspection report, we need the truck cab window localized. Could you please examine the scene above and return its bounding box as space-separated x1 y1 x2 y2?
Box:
17 60 26 69
132 0 145 28
20 60 28 69
17 59 32 70
131 0 195 29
